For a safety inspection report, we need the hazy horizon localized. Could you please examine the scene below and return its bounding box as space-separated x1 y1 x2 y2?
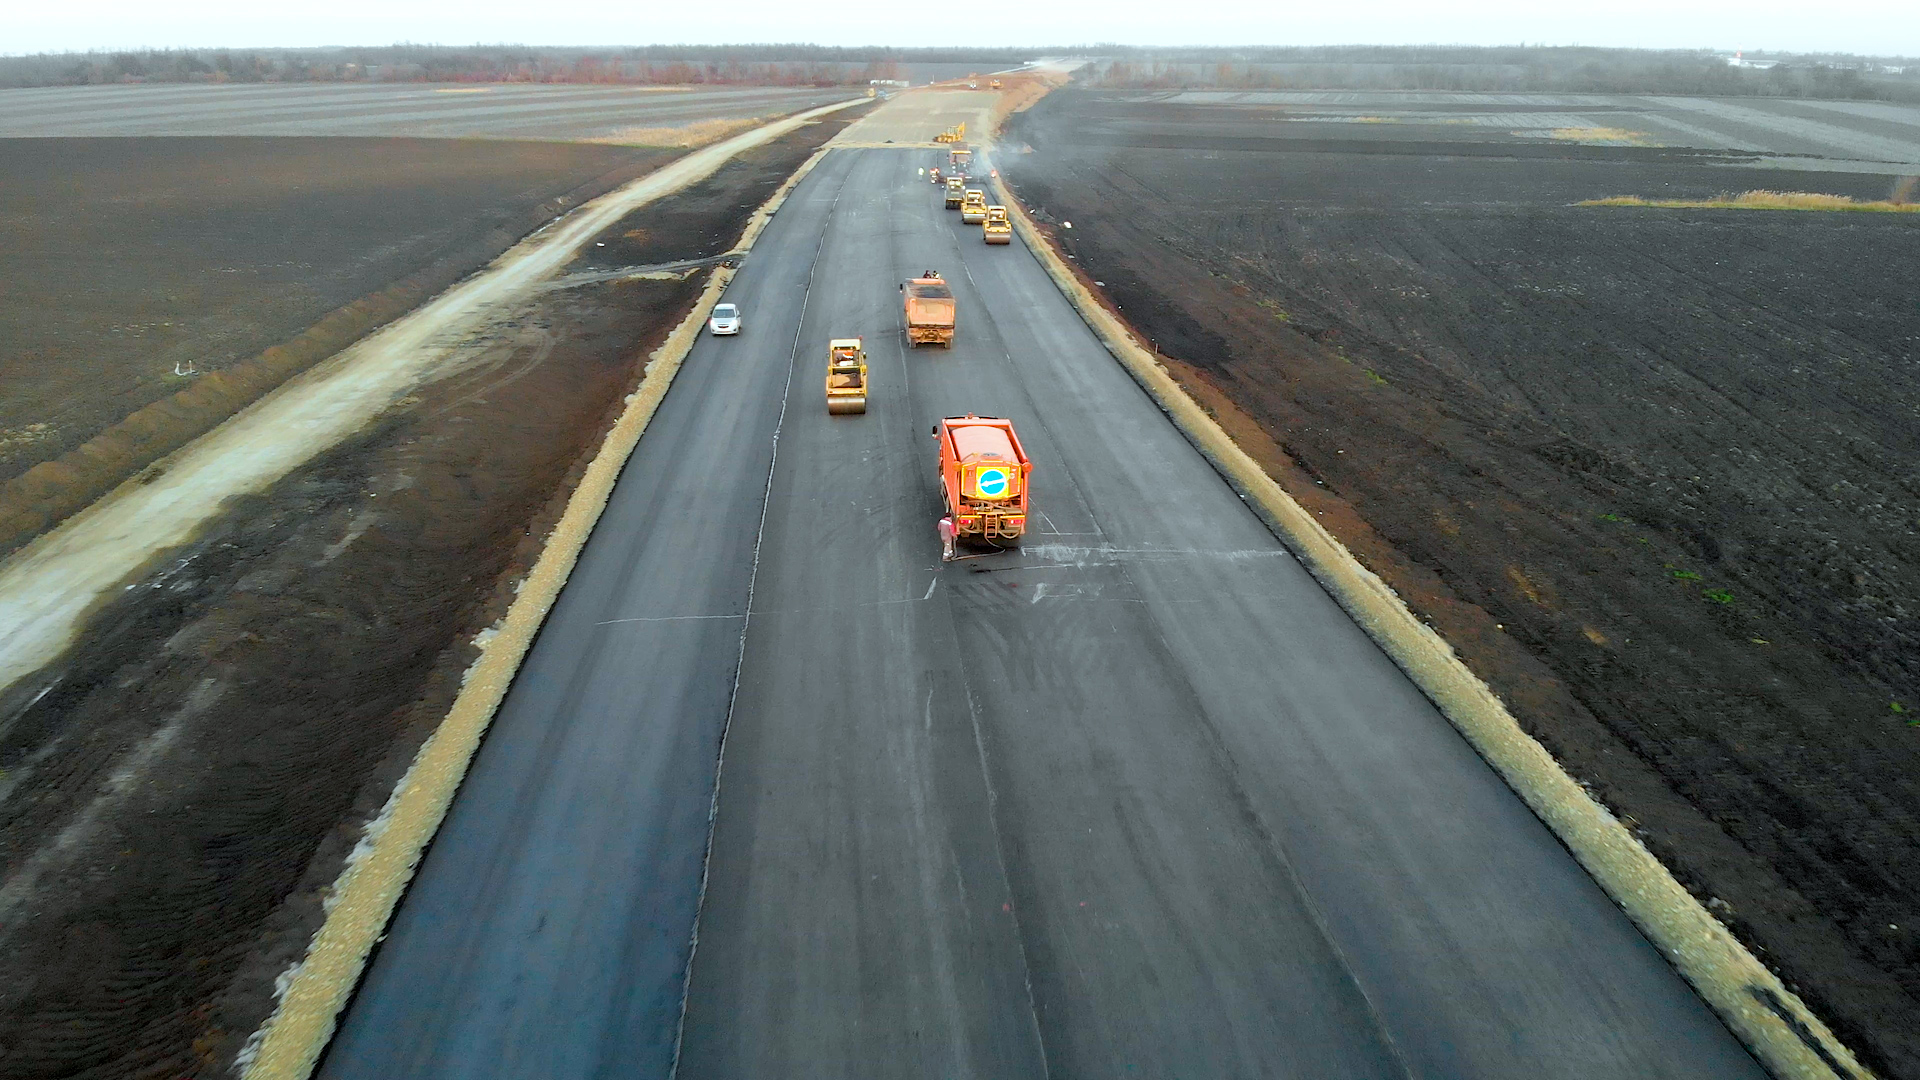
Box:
11 0 1920 60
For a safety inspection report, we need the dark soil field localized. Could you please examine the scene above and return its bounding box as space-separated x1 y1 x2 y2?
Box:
1005 89 1920 1077
0 137 677 557
0 112 861 1079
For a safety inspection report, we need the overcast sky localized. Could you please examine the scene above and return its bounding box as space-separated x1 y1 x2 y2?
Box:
9 0 1918 58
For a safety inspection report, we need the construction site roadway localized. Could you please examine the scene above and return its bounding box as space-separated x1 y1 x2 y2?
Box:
317 149 1767 1079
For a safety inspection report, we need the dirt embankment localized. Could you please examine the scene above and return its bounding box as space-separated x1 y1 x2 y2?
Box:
987 70 1072 131
0 137 682 559
1006 89 1920 1078
0 113 861 1080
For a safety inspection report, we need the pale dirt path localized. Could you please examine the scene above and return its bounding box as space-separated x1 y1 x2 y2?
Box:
830 86 1000 147
0 98 862 699
829 61 1083 152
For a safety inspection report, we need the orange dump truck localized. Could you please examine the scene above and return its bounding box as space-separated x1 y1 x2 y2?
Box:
902 274 956 348
934 414 1031 544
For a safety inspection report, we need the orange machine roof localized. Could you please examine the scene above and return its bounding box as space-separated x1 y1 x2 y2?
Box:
949 423 1017 463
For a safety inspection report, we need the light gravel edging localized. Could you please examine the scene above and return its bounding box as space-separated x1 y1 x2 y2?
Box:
993 178 1874 1080
237 141 838 1080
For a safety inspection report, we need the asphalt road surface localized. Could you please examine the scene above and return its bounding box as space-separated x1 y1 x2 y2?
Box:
318 148 1767 1079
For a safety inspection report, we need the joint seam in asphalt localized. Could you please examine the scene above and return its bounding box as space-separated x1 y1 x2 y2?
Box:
667 154 851 1079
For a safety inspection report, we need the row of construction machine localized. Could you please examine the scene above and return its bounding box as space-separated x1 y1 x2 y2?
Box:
825 273 1032 547
917 140 1042 544
936 165 1014 246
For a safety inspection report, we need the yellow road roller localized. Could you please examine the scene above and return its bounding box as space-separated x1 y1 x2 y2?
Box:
983 205 1012 244
826 337 868 415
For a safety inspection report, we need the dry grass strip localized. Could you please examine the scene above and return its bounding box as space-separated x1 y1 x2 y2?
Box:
593 114 765 148
238 140 838 1080
1547 126 1654 145
993 177 1875 1080
1583 189 1919 212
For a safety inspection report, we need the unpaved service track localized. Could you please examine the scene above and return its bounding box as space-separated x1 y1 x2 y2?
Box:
318 148 1761 1078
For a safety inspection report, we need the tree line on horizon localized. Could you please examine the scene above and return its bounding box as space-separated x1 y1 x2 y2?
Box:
0 44 1037 89
6 43 1917 101
1081 45 1920 102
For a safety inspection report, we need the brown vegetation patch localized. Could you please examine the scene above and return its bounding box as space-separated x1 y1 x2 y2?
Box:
1545 126 1654 145
594 115 765 147
1583 189 1920 211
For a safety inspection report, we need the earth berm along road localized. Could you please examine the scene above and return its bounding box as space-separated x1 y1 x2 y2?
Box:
316 146 1767 1078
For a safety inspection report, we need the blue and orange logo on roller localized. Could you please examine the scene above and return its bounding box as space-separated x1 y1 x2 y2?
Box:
975 466 1011 499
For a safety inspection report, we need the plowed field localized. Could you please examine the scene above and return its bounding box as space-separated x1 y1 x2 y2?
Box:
1004 89 1920 1077
0 112 861 1079
0 137 678 557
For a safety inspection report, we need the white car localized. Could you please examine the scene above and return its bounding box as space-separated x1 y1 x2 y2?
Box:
708 302 741 336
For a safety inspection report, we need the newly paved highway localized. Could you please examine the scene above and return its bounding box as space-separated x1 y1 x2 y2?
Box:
318 147 1766 1078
